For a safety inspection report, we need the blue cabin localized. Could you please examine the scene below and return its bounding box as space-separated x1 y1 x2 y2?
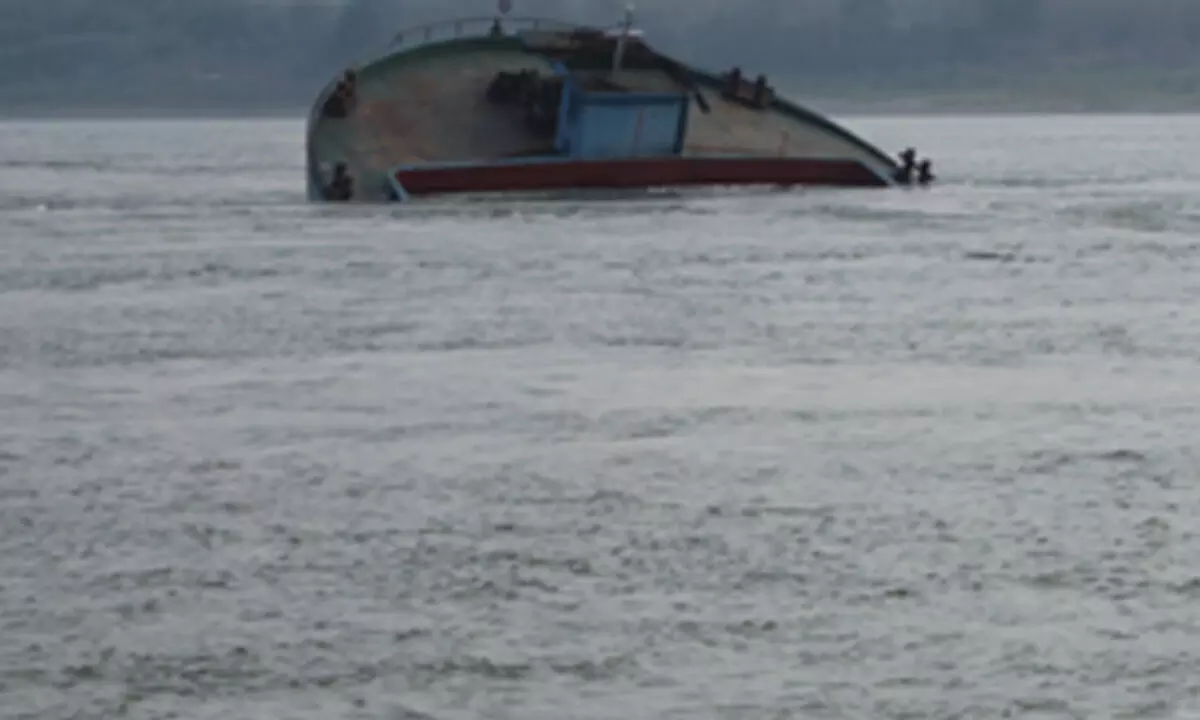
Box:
552 71 690 159
478 60 692 163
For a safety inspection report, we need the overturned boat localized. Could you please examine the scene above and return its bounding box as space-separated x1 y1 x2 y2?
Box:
306 5 934 203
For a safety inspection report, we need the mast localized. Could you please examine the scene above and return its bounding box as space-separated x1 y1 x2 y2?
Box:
612 3 635 74
494 0 512 34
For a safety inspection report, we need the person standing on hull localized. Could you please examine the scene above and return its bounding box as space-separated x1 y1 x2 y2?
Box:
893 148 934 186
324 163 355 202
322 70 359 119
895 148 917 184
917 159 935 186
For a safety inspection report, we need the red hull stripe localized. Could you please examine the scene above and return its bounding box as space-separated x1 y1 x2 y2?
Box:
391 156 888 197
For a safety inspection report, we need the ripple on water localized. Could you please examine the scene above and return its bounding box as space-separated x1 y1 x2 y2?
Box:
4 116 1200 719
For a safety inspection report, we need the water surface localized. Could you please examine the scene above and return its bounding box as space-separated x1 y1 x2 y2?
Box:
2 115 1200 719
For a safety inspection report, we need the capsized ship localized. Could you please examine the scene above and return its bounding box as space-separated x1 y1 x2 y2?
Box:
306 5 935 203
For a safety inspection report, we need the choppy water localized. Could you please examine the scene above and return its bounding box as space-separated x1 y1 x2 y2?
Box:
3 115 1200 720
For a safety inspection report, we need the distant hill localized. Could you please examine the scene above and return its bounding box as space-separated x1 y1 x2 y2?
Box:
4 0 1200 115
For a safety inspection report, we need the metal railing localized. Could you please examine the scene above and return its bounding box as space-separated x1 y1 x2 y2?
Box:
389 16 595 50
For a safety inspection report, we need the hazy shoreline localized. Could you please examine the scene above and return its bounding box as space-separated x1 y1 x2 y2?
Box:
5 100 1200 121
0 107 308 121
7 73 1200 120
8 1 1200 124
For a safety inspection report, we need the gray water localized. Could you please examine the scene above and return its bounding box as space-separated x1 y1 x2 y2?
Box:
3 115 1200 720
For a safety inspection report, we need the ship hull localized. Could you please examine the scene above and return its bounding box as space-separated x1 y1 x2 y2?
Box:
306 17 918 203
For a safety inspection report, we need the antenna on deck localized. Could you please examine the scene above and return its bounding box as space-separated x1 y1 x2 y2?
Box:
493 0 512 35
611 2 635 74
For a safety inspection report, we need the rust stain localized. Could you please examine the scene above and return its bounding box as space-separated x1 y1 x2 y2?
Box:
357 99 426 167
405 74 439 104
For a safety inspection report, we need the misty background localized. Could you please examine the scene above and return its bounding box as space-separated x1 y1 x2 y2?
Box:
4 0 1200 114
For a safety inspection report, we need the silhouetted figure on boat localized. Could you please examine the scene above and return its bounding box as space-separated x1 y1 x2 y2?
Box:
324 163 354 201
917 159 935 186
322 70 359 119
894 147 917 184
726 67 742 96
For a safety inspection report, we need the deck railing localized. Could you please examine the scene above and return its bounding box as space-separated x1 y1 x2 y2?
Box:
309 16 592 142
389 16 592 50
